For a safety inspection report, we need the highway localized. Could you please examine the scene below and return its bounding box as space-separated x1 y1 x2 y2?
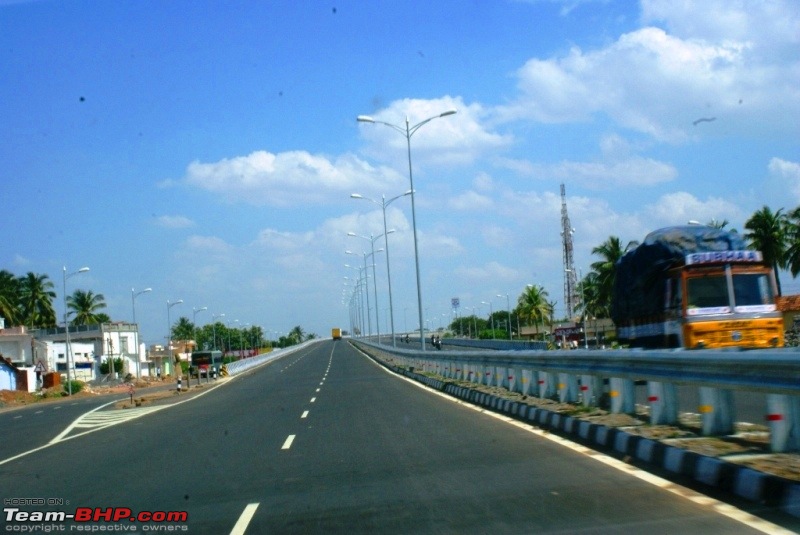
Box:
1 340 797 534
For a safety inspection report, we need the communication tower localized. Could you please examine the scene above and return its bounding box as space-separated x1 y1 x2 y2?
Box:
560 184 578 319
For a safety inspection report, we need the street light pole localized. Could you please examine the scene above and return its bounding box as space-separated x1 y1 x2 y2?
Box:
166 299 183 379
63 266 89 395
351 191 410 348
497 293 512 340
357 109 457 350
482 301 495 338
212 313 224 351
565 268 588 349
192 306 208 351
131 287 152 378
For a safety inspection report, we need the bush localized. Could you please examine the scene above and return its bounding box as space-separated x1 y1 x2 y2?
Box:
63 380 85 395
100 357 125 375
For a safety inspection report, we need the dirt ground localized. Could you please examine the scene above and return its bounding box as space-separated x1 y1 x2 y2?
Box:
0 377 177 409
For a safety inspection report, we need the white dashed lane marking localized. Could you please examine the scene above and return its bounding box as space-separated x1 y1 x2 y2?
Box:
281 435 296 450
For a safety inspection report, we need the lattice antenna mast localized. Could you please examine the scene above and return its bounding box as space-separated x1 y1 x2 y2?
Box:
560 184 578 319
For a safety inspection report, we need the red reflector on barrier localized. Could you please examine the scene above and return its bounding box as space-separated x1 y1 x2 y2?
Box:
766 414 784 421
648 396 659 402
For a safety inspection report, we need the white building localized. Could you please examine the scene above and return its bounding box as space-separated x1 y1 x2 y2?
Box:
32 322 147 381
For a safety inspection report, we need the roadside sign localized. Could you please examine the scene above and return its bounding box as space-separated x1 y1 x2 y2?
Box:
34 361 46 373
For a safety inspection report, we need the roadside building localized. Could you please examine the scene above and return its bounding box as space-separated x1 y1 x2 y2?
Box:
32 322 144 381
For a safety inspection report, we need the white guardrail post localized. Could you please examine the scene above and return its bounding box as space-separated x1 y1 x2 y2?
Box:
558 373 579 403
699 387 735 435
580 375 602 407
766 394 800 453
648 381 678 425
538 371 556 399
521 369 533 397
608 377 635 414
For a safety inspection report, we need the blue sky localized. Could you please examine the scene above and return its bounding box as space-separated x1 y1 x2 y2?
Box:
2 0 799 345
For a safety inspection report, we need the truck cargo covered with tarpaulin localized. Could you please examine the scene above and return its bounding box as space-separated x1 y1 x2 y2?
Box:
611 225 783 349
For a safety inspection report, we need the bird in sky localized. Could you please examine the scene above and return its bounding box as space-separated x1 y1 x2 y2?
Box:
692 117 716 126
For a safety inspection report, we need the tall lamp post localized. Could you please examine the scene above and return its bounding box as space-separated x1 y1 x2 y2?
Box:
348 232 391 344
482 300 495 338
565 268 588 349
351 191 411 348
497 293 512 340
166 299 183 378
63 266 89 395
346 252 374 338
131 287 152 378
212 313 225 350
192 306 208 351
357 108 457 350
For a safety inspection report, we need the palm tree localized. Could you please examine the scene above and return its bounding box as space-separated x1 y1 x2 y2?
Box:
0 270 21 325
783 206 800 278
172 317 196 342
744 206 786 295
577 271 605 319
590 236 638 317
18 272 57 327
516 285 552 339
288 325 306 344
67 289 107 325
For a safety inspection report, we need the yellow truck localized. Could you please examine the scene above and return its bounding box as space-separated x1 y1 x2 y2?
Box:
612 225 783 349
331 327 342 340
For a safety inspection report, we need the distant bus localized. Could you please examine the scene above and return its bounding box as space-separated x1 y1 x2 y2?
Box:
331 327 342 340
190 350 223 377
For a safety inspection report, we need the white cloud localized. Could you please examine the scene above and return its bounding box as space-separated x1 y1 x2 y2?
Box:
495 134 677 188
156 215 194 229
184 150 405 207
448 190 494 211
642 191 742 227
496 0 800 142
550 156 677 187
12 254 30 267
454 261 521 283
766 157 800 205
358 95 513 168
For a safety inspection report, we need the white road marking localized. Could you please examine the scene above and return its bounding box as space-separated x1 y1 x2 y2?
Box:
230 503 259 535
281 435 296 450
13 416 22 419
310 397 316 403
316 388 320 392
301 411 309 418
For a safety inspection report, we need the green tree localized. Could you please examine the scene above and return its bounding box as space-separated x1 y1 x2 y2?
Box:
288 325 306 344
171 317 196 342
589 236 638 316
744 206 786 295
577 271 605 319
0 270 21 325
516 285 552 339
449 314 488 338
67 289 107 325
18 272 57 327
783 206 800 279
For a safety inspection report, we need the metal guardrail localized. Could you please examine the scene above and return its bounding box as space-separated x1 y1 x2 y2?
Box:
223 339 318 376
355 340 800 452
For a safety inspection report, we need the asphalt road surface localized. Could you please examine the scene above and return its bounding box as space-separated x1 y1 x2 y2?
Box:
1 340 796 534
